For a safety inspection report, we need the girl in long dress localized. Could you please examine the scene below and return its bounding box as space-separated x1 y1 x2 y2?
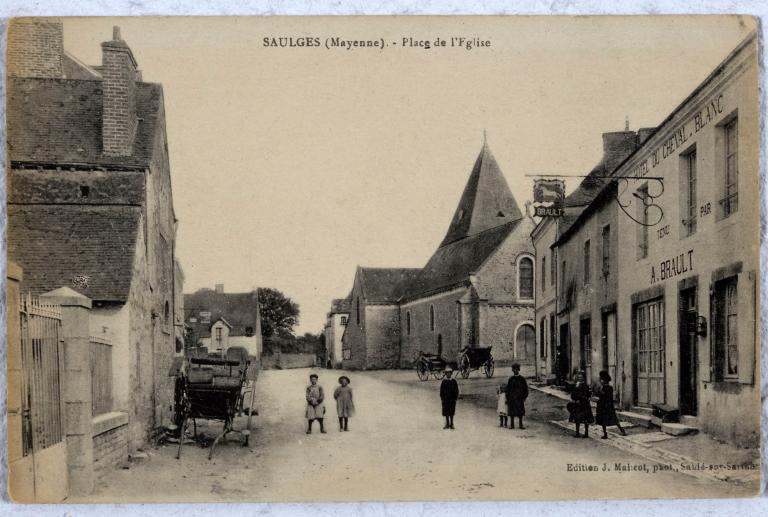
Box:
496 384 508 428
594 370 626 439
566 370 594 438
305 373 327 434
333 375 355 431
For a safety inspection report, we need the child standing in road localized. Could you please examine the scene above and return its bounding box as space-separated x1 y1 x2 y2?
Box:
505 363 529 429
594 370 626 439
333 375 355 432
496 384 508 428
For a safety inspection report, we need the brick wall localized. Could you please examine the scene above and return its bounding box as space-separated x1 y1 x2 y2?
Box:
475 217 537 301
101 37 138 157
483 305 535 365
92 413 129 475
9 168 145 205
7 19 63 78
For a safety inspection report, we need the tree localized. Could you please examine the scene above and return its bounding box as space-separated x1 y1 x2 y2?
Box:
258 287 300 339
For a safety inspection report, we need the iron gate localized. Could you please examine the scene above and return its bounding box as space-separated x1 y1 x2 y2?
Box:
19 294 64 456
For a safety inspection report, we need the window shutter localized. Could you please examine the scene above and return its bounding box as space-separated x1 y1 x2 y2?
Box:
737 271 756 384
703 287 714 382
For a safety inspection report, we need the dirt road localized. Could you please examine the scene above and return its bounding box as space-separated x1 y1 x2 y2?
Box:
82 367 755 502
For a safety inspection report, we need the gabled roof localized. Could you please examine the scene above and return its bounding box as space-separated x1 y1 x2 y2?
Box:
358 268 421 304
7 77 163 168
184 290 261 338
440 143 522 247
401 219 521 302
213 317 233 329
329 297 351 315
7 204 142 302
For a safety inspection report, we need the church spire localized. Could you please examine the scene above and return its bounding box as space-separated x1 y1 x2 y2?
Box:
439 142 523 248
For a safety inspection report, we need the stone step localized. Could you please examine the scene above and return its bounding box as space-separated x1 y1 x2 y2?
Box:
631 406 655 417
617 411 654 428
661 422 698 437
680 415 699 428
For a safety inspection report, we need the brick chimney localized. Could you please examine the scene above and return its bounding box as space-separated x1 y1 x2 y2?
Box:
637 127 657 145
7 19 64 78
101 26 139 157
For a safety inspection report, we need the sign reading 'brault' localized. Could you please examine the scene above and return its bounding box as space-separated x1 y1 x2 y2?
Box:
533 179 566 217
650 249 694 284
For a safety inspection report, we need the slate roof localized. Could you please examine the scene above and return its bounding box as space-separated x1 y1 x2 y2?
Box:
7 204 142 301
329 297 351 315
7 77 163 168
401 219 521 302
359 268 421 304
184 290 261 338
440 143 523 247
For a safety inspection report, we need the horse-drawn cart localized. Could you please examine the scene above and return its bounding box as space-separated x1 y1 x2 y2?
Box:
173 346 256 459
457 346 494 379
415 351 449 381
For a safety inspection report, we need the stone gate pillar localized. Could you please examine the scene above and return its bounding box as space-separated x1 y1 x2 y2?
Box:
41 287 94 496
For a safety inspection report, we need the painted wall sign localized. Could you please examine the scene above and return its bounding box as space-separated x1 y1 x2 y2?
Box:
650 249 694 284
700 202 712 217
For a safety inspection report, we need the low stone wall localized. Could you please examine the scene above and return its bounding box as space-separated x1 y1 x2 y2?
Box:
262 353 316 369
92 412 129 474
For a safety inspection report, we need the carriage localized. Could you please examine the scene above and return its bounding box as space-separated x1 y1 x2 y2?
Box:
457 345 494 379
173 346 257 460
415 351 450 381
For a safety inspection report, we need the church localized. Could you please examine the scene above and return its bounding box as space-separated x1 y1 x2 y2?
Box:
341 142 536 371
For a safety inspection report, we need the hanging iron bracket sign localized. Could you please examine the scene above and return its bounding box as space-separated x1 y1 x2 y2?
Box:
527 174 665 227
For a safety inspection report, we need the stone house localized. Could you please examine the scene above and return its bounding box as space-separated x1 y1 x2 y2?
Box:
184 285 263 362
341 143 537 371
324 297 351 368
538 33 760 447
6 20 182 496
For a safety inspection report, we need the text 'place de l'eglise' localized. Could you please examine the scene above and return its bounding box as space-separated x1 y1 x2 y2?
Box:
4 19 760 502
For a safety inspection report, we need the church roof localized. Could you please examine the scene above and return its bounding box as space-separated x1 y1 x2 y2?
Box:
358 268 421 304
439 143 523 247
400 219 521 302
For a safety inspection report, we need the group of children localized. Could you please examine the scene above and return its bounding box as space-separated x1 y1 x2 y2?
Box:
495 367 624 439
305 365 625 439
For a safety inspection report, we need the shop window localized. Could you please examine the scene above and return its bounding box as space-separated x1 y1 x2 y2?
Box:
713 276 738 380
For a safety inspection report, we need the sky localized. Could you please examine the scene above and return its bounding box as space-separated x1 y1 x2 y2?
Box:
62 16 756 334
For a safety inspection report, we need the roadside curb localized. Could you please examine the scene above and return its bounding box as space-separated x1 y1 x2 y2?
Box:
530 385 759 487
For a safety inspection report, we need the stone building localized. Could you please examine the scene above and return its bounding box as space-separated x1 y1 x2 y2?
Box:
533 129 651 385
6 19 182 458
341 143 536 371
538 33 760 447
184 285 264 361
324 297 351 368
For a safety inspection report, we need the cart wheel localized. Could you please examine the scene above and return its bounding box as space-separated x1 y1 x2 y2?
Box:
484 358 495 378
459 355 471 379
416 361 429 381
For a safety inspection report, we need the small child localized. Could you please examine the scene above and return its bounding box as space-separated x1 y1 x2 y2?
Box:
497 384 508 428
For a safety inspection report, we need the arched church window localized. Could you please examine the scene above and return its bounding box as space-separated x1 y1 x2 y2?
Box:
518 256 534 300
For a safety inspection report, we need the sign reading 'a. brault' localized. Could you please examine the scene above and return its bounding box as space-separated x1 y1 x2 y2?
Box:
533 179 566 217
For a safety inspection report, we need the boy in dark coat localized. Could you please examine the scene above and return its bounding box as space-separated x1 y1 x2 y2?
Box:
505 363 529 429
440 367 459 430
